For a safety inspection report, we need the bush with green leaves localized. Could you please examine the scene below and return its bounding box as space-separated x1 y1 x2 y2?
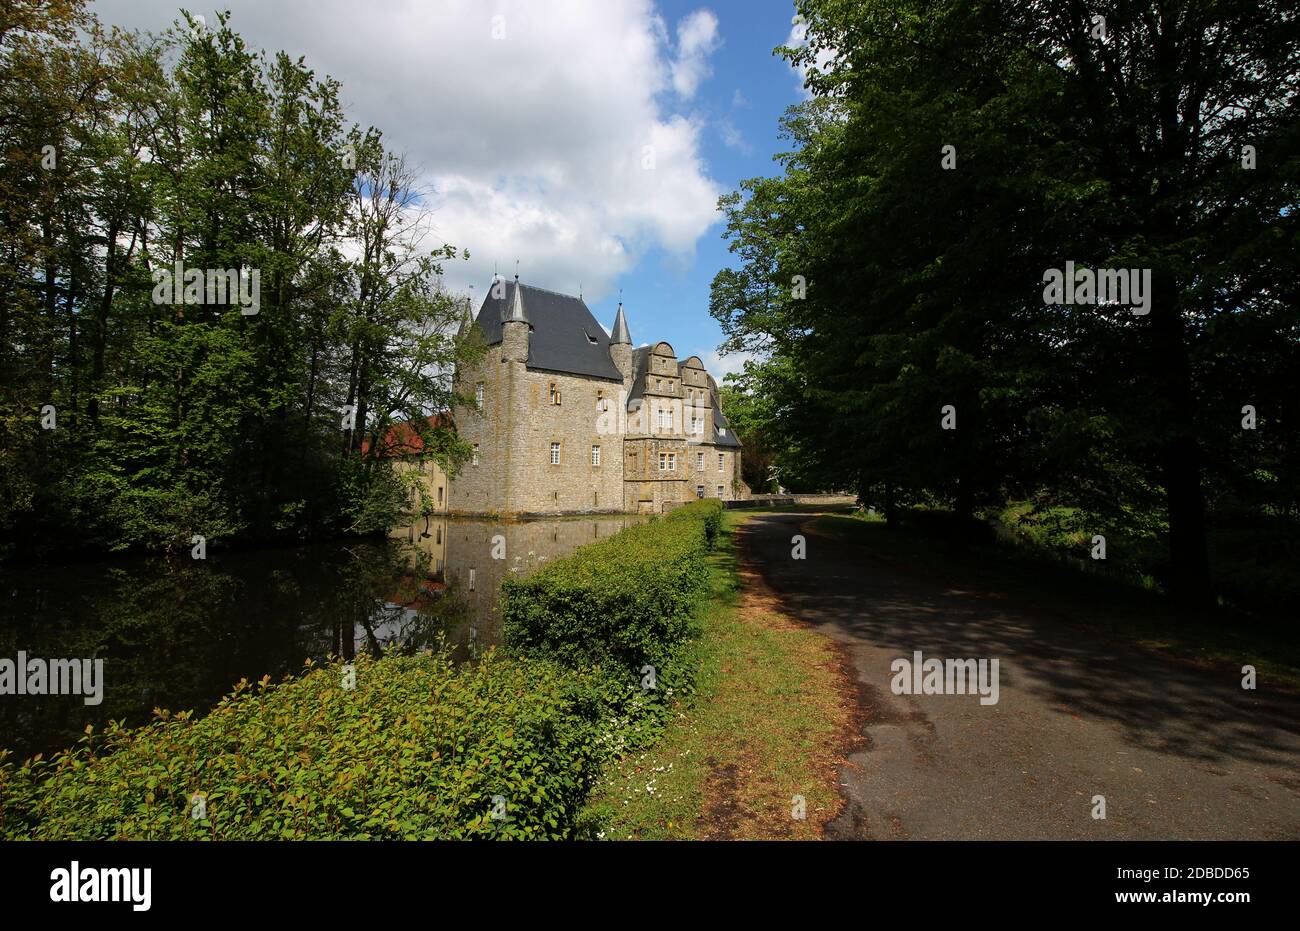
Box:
665 498 724 548
0 652 610 840
501 504 714 672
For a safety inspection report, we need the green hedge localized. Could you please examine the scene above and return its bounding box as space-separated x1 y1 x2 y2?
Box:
0 652 610 840
665 498 724 548
0 500 724 839
501 500 719 672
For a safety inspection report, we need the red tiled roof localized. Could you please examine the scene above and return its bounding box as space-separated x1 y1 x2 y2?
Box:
361 413 452 458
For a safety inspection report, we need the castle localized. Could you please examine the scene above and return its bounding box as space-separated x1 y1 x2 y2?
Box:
446 277 746 515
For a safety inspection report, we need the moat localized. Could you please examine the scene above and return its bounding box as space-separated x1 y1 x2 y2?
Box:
0 514 645 760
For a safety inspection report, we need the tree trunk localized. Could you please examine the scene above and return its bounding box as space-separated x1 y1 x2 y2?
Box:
1150 269 1213 608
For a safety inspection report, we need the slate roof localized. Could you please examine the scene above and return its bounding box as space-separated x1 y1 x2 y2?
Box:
627 345 653 403
711 404 743 448
474 280 623 382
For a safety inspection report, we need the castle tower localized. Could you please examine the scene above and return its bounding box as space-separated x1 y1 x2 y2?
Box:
500 275 530 362
609 301 632 393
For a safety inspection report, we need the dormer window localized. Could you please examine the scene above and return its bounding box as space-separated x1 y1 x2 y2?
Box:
584 329 598 345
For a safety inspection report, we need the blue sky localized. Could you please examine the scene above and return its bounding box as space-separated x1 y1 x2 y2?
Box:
91 0 810 376
587 0 804 372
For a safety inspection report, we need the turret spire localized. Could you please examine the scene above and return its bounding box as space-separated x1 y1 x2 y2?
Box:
610 301 631 345
502 275 529 324
457 295 474 337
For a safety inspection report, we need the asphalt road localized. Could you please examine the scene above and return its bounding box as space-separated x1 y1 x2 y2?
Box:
736 513 1300 840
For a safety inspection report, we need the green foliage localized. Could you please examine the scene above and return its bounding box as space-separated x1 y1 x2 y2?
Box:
713 0 1300 605
502 504 715 672
0 6 476 559
0 652 609 839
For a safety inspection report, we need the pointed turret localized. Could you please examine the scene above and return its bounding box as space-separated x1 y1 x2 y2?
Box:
608 300 633 390
457 296 474 338
502 275 529 324
499 275 530 364
610 302 631 345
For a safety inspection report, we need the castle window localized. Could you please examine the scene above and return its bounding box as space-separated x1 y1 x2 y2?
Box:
549 383 561 405
657 407 672 431
659 452 676 471
468 568 476 591
472 443 480 465
475 382 484 409
696 485 704 498
696 452 704 469
596 391 607 412
691 417 702 435
656 378 662 390
718 453 725 472
438 485 444 504
591 445 601 466
717 485 725 498
550 442 561 464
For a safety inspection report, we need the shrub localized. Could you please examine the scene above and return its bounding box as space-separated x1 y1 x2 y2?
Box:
665 498 724 548
501 509 711 672
0 652 609 840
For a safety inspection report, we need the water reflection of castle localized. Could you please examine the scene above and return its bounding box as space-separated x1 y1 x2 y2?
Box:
389 514 642 647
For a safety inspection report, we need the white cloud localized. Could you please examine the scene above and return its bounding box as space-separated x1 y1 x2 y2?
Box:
699 348 762 380
669 9 721 99
89 0 725 301
717 116 750 153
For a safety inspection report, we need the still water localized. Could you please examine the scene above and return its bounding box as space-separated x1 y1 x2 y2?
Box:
0 515 643 761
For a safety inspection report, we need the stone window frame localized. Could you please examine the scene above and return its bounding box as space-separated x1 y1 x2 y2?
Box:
718 453 725 472
471 443 480 465
549 382 562 405
659 451 676 472
475 382 484 409
550 442 561 465
696 451 704 469
717 484 725 498
591 444 601 467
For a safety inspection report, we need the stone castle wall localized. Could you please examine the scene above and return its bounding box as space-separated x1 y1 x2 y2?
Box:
448 324 742 516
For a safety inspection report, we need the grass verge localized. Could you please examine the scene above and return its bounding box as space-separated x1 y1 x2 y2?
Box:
583 512 858 839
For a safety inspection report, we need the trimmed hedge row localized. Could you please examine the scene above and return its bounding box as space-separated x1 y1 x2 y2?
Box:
0 499 724 839
500 503 715 672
